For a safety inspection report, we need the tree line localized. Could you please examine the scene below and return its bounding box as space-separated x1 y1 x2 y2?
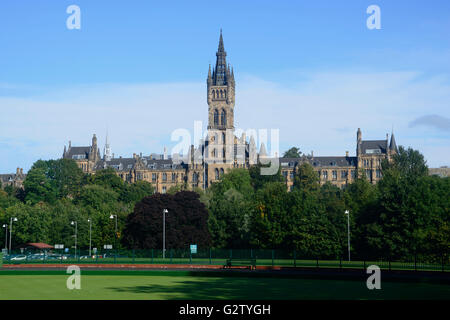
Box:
0 146 448 262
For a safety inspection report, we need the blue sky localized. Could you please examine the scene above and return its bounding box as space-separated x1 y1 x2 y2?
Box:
0 0 449 172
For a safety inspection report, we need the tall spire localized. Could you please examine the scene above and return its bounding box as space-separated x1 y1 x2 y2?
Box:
104 131 111 161
218 29 224 53
214 29 227 86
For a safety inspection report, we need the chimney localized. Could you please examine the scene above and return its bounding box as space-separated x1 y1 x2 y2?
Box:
140 152 142 158
16 167 20 175
20 168 23 175
69 140 71 148
133 153 136 159
163 146 167 160
346 151 349 157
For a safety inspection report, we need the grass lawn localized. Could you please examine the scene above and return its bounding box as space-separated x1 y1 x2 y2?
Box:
0 271 449 300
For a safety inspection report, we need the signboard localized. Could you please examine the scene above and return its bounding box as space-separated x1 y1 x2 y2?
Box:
104 245 113 250
55 244 64 249
190 244 197 254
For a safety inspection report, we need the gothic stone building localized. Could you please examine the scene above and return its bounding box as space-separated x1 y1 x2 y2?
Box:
62 32 398 193
0 168 26 189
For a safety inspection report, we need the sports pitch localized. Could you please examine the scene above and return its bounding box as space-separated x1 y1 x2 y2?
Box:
0 270 449 300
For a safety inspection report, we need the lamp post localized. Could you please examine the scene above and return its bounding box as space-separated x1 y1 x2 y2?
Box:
163 209 168 259
87 218 92 257
9 217 18 254
110 215 117 251
71 221 77 258
2 224 7 250
345 210 350 261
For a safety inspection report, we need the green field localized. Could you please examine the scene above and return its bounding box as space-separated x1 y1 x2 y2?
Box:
0 270 449 300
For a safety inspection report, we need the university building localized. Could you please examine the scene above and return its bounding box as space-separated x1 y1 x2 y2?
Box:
60 31 399 192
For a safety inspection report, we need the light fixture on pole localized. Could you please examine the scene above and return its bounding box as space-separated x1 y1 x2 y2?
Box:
9 217 18 254
2 224 7 250
110 215 117 250
71 221 77 258
344 210 350 261
87 218 92 257
163 209 168 259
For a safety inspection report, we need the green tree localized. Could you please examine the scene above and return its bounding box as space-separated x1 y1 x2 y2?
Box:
250 182 289 249
249 163 284 191
207 169 254 248
282 147 301 158
120 181 154 204
293 162 320 193
23 167 57 204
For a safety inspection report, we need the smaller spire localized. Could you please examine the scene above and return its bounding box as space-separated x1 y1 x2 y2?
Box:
389 131 398 152
259 143 267 157
218 29 224 52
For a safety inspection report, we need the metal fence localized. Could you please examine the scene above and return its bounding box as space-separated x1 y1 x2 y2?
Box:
2 248 449 272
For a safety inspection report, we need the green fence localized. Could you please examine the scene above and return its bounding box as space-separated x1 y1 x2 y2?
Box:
2 248 449 272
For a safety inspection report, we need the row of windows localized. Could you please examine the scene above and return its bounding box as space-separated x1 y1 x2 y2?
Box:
212 89 227 100
135 172 182 182
363 159 382 167
320 170 355 180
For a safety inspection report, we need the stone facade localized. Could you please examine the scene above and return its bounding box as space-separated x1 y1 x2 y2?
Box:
0 168 26 189
60 32 400 192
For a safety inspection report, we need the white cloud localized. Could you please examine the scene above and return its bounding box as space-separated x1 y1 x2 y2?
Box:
0 71 449 172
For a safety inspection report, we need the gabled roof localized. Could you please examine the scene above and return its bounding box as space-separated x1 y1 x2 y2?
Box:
93 158 137 171
0 173 26 183
279 156 358 168
64 146 91 159
360 140 387 154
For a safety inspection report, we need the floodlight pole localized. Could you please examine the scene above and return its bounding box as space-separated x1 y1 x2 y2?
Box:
9 217 17 254
110 215 117 251
71 221 77 258
88 218 92 257
345 210 350 261
163 209 168 259
2 224 7 250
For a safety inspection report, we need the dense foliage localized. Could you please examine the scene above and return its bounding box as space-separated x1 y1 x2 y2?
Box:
122 191 210 249
0 146 448 262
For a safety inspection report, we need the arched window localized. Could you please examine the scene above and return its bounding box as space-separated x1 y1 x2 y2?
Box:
193 172 198 183
220 90 223 98
212 90 215 99
214 109 219 125
220 109 226 125
222 132 226 144
220 168 224 176
224 90 227 99
215 168 219 180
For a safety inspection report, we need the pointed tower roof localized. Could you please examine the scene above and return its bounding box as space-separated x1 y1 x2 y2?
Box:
214 30 228 86
218 29 225 53
259 143 267 157
389 131 398 152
